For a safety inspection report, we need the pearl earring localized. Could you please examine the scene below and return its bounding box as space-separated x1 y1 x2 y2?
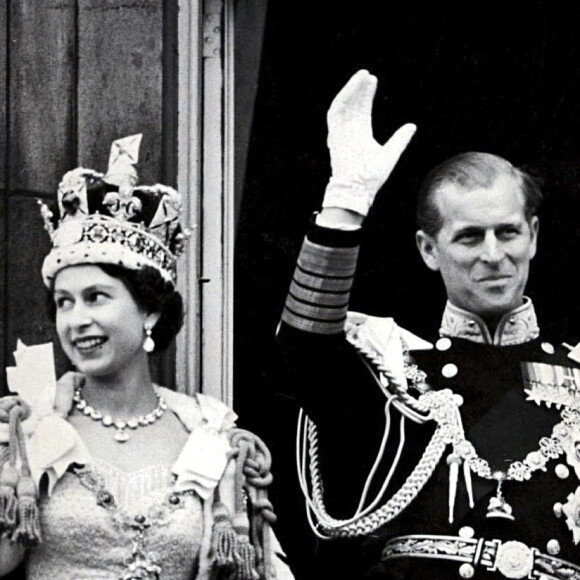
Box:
143 323 155 353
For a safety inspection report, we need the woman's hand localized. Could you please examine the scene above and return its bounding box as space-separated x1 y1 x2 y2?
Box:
321 69 417 223
0 397 31 423
0 370 82 423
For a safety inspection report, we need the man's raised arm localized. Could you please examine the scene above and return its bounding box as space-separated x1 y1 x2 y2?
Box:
280 69 416 337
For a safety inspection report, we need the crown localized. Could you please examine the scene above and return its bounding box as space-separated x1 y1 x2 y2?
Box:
40 134 190 287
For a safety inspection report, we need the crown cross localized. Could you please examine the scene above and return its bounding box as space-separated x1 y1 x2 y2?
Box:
110 139 139 167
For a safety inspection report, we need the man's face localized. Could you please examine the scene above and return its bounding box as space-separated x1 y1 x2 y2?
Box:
416 173 539 320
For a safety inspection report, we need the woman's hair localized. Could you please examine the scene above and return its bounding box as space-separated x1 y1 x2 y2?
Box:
47 264 184 353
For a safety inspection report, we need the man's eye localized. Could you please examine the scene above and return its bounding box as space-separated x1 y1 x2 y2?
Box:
498 228 520 239
456 232 480 244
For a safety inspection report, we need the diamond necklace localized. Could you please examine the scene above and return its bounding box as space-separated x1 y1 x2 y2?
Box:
73 387 168 443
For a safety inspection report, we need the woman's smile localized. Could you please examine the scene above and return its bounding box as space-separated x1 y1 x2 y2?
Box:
72 336 109 354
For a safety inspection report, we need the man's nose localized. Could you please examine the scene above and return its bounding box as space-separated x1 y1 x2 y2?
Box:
480 233 504 264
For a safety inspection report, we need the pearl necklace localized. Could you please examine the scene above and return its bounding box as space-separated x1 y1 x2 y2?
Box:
73 387 168 443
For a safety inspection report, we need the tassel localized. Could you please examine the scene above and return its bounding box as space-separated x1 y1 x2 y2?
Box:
232 514 259 580
211 501 236 571
0 463 19 533
13 476 41 545
447 453 461 524
233 536 259 580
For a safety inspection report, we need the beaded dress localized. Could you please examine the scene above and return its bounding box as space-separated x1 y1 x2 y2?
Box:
8 386 225 580
27 461 203 579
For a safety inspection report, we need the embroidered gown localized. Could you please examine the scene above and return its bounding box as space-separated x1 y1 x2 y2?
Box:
27 461 203 579
0 385 289 580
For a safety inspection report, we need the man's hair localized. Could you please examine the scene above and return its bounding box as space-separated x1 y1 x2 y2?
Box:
416 152 543 237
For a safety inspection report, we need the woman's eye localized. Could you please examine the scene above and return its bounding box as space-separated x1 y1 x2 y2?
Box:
88 291 108 304
55 297 73 310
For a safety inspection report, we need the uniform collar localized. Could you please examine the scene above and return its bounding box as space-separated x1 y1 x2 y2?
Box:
439 297 540 346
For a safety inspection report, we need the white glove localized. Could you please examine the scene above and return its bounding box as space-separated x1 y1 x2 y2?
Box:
322 69 417 217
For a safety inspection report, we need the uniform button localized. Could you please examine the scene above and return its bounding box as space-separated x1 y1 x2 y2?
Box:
546 539 561 555
553 502 563 518
468 320 476 327
459 563 475 578
555 463 570 479
458 526 474 538
441 363 458 378
541 342 555 355
436 337 452 351
509 316 516 325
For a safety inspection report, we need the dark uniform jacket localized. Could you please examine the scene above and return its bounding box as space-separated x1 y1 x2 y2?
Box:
275 223 580 580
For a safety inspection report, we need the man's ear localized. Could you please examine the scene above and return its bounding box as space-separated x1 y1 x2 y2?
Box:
416 230 440 271
529 216 540 260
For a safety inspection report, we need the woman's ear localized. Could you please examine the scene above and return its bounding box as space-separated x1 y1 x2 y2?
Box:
145 311 161 329
416 230 440 272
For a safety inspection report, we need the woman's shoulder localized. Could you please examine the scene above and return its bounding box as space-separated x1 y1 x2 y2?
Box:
155 386 237 433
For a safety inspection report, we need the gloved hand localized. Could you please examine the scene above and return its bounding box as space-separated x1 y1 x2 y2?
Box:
0 397 31 423
322 69 417 217
0 372 83 424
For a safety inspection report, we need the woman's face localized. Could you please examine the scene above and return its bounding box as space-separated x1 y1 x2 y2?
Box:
53 265 156 377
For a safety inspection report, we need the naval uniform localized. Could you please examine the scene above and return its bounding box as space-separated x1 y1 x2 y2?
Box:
276 222 580 579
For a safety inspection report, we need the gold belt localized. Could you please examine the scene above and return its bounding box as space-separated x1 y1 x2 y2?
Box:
382 534 580 579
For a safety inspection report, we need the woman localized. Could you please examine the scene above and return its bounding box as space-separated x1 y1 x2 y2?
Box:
0 135 291 579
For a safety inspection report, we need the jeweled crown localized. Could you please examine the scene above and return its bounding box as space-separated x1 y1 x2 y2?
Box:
40 135 189 287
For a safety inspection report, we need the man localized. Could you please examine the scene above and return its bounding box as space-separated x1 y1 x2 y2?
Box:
415 152 541 336
276 70 580 579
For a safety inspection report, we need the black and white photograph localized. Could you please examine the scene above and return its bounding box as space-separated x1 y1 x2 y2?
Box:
2 1 580 579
